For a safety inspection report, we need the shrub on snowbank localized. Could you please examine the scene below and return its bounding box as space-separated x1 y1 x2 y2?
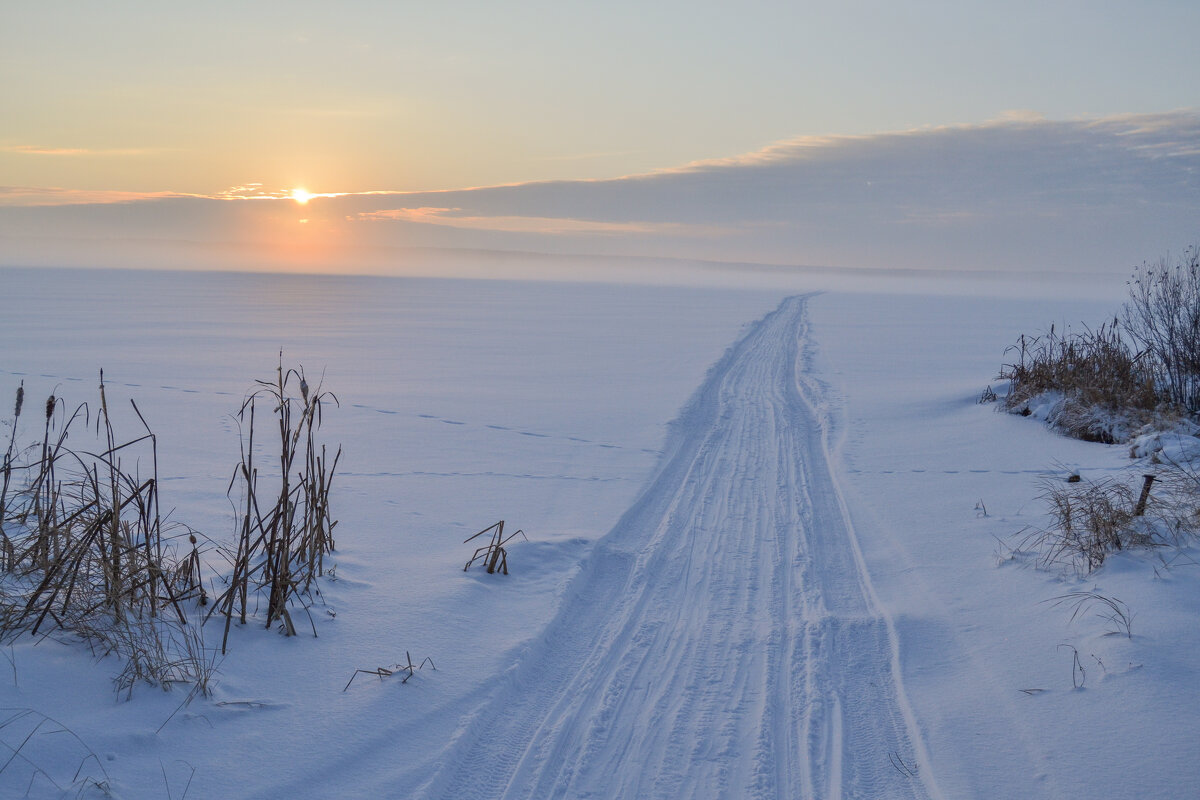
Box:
1123 246 1200 413
1000 247 1200 444
999 321 1164 443
1002 248 1200 572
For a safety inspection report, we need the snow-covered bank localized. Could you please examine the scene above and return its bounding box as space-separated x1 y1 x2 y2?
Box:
812 292 1200 799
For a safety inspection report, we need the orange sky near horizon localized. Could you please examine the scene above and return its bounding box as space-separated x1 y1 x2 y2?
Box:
2 3 1198 278
4 2 1200 203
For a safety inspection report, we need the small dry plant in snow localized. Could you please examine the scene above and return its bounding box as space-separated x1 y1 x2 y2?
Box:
1046 591 1134 638
0 708 110 796
1019 476 1156 573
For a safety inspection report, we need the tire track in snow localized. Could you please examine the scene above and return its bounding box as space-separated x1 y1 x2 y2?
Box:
419 295 941 800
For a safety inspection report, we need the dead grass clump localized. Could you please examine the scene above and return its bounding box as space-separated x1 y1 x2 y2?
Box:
1020 476 1159 573
209 355 341 653
1 357 344 694
84 612 219 700
999 246 1200 443
0 375 215 698
999 322 1165 443
1046 590 1134 638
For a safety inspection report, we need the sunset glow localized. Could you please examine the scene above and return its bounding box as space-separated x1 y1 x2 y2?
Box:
3 5 1200 796
0 3 1196 277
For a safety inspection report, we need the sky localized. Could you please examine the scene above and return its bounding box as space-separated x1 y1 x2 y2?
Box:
2 1 1198 277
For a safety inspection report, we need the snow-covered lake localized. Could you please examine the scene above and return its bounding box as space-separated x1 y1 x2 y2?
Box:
1 265 1196 799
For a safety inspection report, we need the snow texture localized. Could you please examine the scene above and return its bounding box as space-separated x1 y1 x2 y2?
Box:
1 267 1197 799
420 296 936 799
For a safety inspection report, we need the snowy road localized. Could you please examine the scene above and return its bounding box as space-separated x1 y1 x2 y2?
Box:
421 296 940 800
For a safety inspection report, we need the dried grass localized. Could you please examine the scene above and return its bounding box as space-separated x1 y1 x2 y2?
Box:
0 356 341 695
999 321 1166 442
999 247 1200 442
1019 476 1158 573
0 375 214 697
1045 591 1134 638
209 355 341 653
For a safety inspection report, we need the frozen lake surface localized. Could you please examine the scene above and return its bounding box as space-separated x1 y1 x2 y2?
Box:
1 266 1196 799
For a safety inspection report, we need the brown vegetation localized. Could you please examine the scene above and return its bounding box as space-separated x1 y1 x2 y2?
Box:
0 356 341 696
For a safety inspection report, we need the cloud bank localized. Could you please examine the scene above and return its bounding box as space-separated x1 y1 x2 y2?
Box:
2 111 1197 278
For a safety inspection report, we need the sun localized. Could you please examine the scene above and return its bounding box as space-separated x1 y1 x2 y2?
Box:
291 187 314 205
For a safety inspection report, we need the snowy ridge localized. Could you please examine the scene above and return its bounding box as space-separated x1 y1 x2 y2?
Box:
418 295 940 799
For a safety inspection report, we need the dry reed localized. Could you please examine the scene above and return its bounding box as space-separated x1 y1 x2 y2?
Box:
0 374 213 697
999 321 1163 443
209 355 341 653
0 357 343 696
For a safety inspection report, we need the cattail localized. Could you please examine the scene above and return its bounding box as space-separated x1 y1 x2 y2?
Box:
98 369 108 415
13 383 23 418
45 395 55 421
300 376 309 402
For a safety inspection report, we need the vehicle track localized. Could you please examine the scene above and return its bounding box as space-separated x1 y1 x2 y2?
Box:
420 295 940 800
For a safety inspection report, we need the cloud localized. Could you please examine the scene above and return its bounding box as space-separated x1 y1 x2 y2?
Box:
0 186 196 207
354 206 719 235
213 184 295 201
2 110 1198 275
0 183 354 207
0 145 158 157
654 109 1200 176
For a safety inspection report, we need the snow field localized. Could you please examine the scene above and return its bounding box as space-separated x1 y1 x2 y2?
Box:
1 266 1197 799
812 291 1200 800
421 296 936 799
0 268 782 797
